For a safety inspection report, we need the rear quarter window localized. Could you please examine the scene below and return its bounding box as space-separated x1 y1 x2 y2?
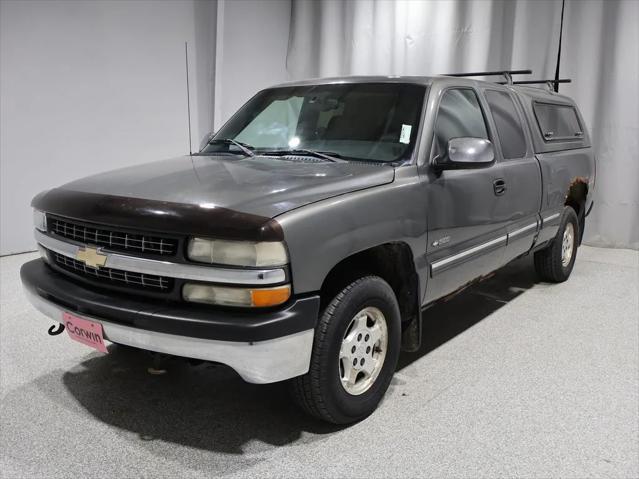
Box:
485 90 527 159
533 102 583 142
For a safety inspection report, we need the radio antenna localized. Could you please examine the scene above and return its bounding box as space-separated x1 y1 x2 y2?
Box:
553 0 566 92
185 41 193 155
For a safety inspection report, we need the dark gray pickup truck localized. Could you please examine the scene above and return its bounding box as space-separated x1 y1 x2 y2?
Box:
21 73 595 424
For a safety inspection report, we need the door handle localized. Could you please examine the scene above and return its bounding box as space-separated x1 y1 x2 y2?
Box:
493 178 506 196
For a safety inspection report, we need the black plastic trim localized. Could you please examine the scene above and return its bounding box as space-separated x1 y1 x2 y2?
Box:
32 188 284 242
21 259 319 342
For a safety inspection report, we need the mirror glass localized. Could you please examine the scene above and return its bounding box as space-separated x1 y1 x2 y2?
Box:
436 137 494 169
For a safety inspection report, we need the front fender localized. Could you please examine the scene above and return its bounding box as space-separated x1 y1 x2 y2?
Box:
276 167 429 298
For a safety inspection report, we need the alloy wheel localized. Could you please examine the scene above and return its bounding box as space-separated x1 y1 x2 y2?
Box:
338 306 388 395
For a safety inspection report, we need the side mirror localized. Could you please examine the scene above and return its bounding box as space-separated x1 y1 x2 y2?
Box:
434 137 495 170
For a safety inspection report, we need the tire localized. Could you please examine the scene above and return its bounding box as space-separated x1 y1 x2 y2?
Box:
290 276 401 424
534 206 579 283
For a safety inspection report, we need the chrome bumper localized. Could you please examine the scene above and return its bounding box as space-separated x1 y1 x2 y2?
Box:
25 289 314 384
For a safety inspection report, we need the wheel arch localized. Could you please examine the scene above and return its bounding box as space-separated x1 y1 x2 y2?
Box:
319 242 422 352
565 177 588 243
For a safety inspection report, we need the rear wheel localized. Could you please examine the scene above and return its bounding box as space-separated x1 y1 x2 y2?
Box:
290 276 401 424
534 206 579 282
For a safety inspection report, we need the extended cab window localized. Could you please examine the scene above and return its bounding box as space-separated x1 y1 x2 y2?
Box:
485 90 527 159
433 88 488 157
204 83 426 163
534 102 583 141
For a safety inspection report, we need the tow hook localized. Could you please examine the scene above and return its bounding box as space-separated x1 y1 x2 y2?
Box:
47 323 65 336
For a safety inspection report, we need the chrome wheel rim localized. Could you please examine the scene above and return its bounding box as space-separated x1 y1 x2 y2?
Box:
338 306 388 396
561 222 575 267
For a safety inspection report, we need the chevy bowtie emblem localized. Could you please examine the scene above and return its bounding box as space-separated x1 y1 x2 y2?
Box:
76 246 108 268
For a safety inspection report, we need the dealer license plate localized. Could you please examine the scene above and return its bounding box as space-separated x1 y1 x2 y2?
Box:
62 312 108 353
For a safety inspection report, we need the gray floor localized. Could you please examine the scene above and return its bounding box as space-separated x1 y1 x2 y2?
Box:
1 246 637 478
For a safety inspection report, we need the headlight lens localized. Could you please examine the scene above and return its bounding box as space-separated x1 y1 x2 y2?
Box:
187 237 288 267
183 283 291 308
33 209 47 232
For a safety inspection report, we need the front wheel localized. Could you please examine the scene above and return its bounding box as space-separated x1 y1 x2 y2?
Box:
534 206 579 282
290 276 401 424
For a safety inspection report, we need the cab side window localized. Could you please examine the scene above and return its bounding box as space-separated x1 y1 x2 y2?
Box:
433 88 488 157
485 90 527 159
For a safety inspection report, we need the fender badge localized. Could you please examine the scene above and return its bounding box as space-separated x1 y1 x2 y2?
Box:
76 246 107 268
431 236 451 247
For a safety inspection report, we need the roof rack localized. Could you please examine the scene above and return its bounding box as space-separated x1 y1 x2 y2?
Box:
499 78 572 92
444 69 532 85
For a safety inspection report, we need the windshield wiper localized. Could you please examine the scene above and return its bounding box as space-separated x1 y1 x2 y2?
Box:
207 138 255 157
264 148 345 163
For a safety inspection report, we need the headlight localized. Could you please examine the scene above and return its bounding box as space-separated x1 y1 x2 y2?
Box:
183 283 291 307
187 237 288 267
33 209 47 232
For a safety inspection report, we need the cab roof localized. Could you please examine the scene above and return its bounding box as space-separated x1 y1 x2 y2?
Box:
271 75 575 103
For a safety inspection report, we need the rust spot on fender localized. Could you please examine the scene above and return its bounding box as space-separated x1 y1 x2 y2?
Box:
569 176 589 187
565 176 589 201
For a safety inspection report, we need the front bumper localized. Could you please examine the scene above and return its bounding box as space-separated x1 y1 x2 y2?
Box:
21 259 319 383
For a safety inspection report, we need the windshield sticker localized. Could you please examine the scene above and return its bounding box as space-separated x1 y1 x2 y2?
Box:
399 124 412 144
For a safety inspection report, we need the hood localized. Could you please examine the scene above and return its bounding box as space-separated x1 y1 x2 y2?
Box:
58 154 395 219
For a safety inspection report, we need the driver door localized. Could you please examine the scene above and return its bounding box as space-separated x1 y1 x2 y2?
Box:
423 87 509 303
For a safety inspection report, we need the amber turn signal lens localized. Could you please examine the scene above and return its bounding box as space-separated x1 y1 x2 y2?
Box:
251 285 291 307
182 283 291 307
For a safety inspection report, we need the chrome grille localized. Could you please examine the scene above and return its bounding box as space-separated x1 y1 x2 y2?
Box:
48 216 177 256
52 252 172 291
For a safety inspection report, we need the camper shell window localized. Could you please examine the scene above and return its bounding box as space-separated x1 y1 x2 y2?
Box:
533 102 583 142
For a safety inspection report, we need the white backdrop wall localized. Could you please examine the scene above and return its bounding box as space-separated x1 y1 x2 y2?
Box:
559 0 639 249
287 0 639 249
0 0 216 255
2 0 637 253
213 0 291 129
0 0 291 255
194 0 219 145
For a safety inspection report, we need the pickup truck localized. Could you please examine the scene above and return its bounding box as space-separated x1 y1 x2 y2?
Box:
21 74 595 424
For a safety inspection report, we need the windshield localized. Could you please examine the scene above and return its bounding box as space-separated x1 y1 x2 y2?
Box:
201 83 426 163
